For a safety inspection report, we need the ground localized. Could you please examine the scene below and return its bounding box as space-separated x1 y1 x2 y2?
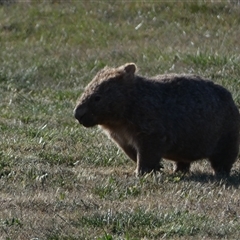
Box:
0 1 240 239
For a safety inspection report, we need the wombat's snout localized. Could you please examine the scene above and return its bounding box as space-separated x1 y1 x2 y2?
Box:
74 107 86 123
74 106 96 128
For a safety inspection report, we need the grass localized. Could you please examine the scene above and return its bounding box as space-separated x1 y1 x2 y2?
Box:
0 1 240 239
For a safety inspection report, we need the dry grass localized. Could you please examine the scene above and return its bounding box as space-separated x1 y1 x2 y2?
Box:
0 1 240 239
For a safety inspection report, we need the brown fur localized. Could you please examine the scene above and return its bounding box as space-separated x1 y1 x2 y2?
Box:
74 63 240 176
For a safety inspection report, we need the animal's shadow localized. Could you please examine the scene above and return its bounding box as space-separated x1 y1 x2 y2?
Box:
181 170 240 187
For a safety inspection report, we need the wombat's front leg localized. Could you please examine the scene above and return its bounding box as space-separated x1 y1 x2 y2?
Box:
135 142 162 176
119 144 137 163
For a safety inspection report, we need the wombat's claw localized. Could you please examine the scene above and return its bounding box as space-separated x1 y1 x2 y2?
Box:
214 171 230 179
135 164 163 177
158 162 164 170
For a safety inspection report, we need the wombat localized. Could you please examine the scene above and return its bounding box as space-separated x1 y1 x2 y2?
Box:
74 63 240 176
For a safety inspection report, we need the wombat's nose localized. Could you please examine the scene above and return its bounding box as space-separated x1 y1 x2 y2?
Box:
74 107 86 121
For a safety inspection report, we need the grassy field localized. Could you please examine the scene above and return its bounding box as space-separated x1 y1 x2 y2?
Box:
0 1 240 239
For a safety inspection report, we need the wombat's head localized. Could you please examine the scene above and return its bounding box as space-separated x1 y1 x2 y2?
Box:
74 63 136 127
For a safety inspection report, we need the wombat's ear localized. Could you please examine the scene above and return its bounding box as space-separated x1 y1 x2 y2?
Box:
119 63 137 76
124 63 136 74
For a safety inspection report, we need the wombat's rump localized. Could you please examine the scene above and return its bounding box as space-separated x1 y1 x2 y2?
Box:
74 63 240 176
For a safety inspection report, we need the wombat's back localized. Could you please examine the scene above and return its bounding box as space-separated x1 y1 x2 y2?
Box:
130 74 239 159
132 74 238 126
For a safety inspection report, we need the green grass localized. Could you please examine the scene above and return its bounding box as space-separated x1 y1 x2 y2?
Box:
0 1 240 239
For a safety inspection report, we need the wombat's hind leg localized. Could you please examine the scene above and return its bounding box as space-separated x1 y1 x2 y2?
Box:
209 132 239 176
209 156 235 177
174 162 190 173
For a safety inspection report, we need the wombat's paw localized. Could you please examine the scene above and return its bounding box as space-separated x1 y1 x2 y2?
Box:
135 163 163 177
213 170 230 179
135 167 153 177
174 162 191 173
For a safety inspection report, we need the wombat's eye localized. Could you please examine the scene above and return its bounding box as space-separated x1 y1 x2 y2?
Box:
94 95 101 102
